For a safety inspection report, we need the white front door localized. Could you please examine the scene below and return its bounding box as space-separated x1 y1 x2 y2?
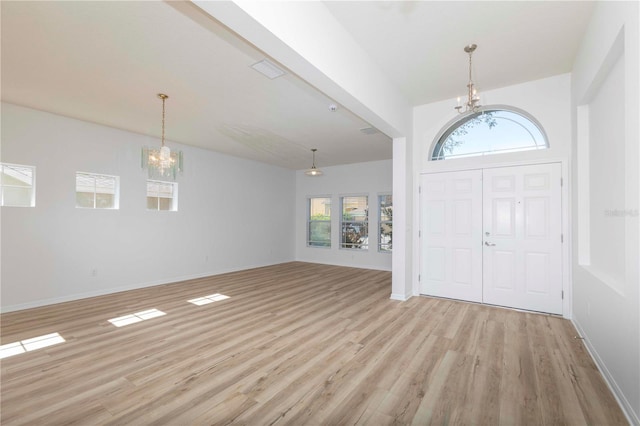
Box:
419 163 563 315
419 170 483 303
482 163 563 314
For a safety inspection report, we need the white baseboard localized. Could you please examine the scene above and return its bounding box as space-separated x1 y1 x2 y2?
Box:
293 257 392 272
390 293 411 301
572 318 639 425
0 261 289 313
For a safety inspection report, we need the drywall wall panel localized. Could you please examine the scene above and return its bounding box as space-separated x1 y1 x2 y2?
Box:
1 103 296 311
295 159 392 271
571 1 639 422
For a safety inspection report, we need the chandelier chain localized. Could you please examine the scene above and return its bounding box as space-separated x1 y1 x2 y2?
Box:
455 44 481 114
468 50 473 85
161 95 166 148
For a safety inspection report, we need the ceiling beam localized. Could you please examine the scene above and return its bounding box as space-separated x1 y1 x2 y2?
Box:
191 0 412 138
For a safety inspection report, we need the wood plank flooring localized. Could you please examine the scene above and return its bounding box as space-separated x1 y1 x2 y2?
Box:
0 262 628 425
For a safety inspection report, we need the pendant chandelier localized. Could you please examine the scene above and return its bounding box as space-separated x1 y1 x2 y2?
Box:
304 148 323 177
455 44 481 114
142 93 183 180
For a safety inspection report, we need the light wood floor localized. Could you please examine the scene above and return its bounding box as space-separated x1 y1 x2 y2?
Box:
1 262 627 425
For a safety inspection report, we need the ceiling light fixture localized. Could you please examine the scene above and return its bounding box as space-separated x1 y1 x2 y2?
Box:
142 94 183 180
304 148 323 177
455 44 481 114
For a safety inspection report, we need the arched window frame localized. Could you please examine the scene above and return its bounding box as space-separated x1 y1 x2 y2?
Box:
430 105 549 161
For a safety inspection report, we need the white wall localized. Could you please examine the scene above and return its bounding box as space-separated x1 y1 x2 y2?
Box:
412 74 573 303
295 159 392 271
413 74 572 173
1 103 296 312
571 1 640 422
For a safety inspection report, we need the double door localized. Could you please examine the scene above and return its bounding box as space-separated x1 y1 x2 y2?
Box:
419 163 563 315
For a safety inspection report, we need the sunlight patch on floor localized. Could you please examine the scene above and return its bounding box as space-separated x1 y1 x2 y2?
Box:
0 332 66 359
108 308 166 327
187 293 230 306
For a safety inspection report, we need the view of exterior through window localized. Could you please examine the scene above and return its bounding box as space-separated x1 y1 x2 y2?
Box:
341 196 368 249
75 172 119 209
308 197 331 247
0 163 35 207
432 108 548 160
379 195 392 252
147 180 178 211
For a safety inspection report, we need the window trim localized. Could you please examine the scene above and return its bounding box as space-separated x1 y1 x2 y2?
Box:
430 105 549 161
378 193 392 253
75 171 120 210
146 179 178 212
307 196 332 248
0 162 36 207
340 195 369 250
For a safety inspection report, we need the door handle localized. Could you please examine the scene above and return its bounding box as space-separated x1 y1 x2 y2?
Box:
484 241 496 247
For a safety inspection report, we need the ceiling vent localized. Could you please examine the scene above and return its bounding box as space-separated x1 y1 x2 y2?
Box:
251 59 286 79
359 127 380 135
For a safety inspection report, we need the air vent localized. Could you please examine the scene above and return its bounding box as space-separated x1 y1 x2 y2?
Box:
251 59 286 79
359 127 380 135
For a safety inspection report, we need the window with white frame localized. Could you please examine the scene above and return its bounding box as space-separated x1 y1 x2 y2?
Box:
341 196 368 250
432 107 548 160
379 194 392 252
308 197 331 247
76 172 119 209
147 180 178 211
1 163 36 207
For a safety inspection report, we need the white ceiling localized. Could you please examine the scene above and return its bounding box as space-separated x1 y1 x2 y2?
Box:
324 1 595 106
1 1 594 170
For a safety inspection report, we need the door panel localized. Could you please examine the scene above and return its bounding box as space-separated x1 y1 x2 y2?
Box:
482 163 562 314
493 198 516 236
452 248 474 286
524 198 549 238
525 252 550 294
493 250 516 290
420 170 483 302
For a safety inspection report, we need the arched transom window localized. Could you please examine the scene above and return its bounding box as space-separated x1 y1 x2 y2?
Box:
431 107 548 160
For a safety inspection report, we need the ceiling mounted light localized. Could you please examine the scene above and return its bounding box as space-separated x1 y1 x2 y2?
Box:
455 44 481 114
142 94 183 180
304 148 323 177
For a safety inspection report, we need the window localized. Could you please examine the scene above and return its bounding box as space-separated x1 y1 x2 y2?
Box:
341 196 368 250
379 194 392 252
1 163 35 207
76 172 119 209
147 180 178 211
432 107 548 160
308 197 331 247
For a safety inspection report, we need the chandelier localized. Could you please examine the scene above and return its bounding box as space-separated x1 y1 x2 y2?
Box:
304 148 323 177
142 93 183 180
455 44 481 114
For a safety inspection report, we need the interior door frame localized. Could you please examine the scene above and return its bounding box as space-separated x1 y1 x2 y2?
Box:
416 157 572 319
